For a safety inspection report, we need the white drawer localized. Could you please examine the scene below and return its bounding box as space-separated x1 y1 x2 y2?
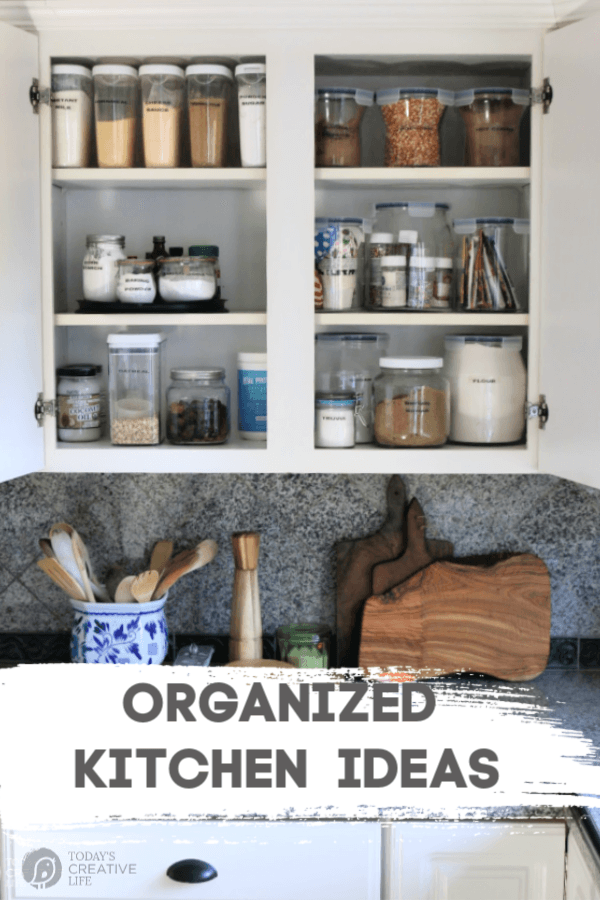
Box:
6 821 381 900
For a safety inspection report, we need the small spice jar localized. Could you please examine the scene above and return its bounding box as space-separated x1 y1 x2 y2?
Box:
374 357 449 447
56 364 103 443
455 87 530 167
376 87 453 166
368 232 396 309
315 390 356 448
116 259 157 304
315 87 374 167
167 367 230 445
158 256 217 302
82 234 126 302
407 256 436 309
277 623 330 669
380 256 407 309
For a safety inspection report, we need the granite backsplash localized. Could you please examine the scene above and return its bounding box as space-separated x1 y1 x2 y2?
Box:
0 472 598 639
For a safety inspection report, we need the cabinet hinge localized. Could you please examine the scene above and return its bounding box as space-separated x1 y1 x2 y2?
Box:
531 77 553 113
34 393 56 427
527 395 549 429
29 78 50 114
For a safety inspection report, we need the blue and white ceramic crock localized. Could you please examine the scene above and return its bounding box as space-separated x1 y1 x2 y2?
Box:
70 594 168 664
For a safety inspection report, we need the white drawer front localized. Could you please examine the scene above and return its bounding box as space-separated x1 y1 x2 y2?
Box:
7 821 380 900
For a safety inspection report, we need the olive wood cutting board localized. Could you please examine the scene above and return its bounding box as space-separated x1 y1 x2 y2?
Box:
358 553 551 681
336 476 453 667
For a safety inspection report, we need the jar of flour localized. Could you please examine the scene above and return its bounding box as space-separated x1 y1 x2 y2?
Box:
444 334 526 444
51 65 93 167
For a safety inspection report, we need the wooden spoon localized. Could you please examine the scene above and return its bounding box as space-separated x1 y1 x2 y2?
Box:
153 539 218 599
71 528 110 601
70 530 95 603
130 570 160 603
149 540 173 576
114 575 136 603
39 538 55 559
37 557 87 602
49 527 86 596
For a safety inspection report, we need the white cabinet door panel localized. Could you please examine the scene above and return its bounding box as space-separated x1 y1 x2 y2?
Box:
566 830 600 900
385 821 565 900
0 21 44 482
540 14 600 488
6 821 380 900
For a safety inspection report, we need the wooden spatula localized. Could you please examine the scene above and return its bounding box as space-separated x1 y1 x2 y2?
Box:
114 575 136 603
149 540 173 576
37 557 87 602
130 570 160 603
153 539 218 599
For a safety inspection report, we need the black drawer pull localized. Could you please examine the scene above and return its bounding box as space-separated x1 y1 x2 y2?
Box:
167 859 218 884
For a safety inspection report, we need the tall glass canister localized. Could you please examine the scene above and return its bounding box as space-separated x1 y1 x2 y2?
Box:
107 334 164 445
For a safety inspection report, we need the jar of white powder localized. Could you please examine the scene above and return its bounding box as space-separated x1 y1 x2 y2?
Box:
82 235 126 302
444 334 526 444
235 63 266 168
51 64 93 168
116 259 157 304
158 256 217 302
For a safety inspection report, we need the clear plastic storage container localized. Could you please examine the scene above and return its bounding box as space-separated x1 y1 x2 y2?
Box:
51 64 93 168
167 367 230 444
373 357 449 447
139 64 185 168
315 217 370 311
186 64 233 167
92 64 138 168
107 333 164 445
444 335 527 444
315 87 374 167
315 391 356 448
315 332 390 443
376 87 453 166
235 63 266 168
453 217 530 311
455 87 530 166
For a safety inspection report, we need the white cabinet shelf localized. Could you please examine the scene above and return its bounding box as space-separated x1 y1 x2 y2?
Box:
55 312 267 326
316 312 529 326
315 166 530 188
52 168 266 190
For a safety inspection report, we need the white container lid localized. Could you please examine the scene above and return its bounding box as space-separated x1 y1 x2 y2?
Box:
380 356 443 369
185 64 233 80
238 352 267 364
235 63 266 77
107 333 164 348
399 229 419 244
381 256 407 266
92 64 138 78
52 64 92 79
139 64 184 78
370 232 395 243
410 256 436 267
436 257 453 266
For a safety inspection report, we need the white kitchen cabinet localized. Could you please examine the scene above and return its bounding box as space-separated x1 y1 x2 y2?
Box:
3 820 381 900
383 820 566 900
1 13 599 483
566 822 600 900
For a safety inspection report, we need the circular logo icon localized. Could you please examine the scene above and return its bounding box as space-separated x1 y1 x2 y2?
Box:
22 848 62 890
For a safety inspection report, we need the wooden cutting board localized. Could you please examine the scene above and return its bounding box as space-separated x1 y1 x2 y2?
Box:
359 553 551 681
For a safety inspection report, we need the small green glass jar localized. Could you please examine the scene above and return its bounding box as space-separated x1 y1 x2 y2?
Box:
276 623 330 669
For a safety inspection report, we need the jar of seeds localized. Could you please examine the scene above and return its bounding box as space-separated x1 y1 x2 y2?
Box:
375 87 453 167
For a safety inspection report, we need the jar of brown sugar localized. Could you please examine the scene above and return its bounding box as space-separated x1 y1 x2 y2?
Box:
373 357 449 447
186 64 233 167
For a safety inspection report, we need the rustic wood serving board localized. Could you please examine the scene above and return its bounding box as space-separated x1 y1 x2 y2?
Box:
359 554 551 681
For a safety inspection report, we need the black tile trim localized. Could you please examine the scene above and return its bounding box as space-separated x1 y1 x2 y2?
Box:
548 637 579 668
580 639 600 669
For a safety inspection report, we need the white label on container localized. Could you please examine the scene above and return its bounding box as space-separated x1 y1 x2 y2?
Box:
58 394 101 430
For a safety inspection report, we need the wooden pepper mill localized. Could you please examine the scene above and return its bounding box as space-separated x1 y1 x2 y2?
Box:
229 531 262 661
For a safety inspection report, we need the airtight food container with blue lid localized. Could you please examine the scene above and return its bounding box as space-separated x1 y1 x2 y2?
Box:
455 87 530 166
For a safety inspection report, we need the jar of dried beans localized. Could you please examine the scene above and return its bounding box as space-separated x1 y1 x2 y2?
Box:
315 87 374 167
455 87 530 167
373 357 449 447
376 87 453 167
167 367 230 445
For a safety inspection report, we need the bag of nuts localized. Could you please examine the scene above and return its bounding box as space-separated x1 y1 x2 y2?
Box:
376 87 454 167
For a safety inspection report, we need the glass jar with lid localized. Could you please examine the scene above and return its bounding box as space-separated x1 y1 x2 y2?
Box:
455 88 530 166
167 367 230 445
444 335 526 444
82 234 126 302
116 259 157 304
315 332 389 443
56 364 103 443
315 87 374 167
453 217 529 311
277 623 331 668
373 357 450 447
189 245 221 298
375 87 453 166
158 256 217 302
186 64 233 167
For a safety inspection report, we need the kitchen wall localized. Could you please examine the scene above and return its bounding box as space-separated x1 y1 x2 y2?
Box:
0 472 598 641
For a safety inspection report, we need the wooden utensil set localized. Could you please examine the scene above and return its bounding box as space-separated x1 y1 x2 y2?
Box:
37 524 217 604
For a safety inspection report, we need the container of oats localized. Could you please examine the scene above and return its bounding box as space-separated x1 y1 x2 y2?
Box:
107 334 165 445
376 87 453 167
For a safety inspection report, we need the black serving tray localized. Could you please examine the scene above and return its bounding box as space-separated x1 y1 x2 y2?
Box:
76 297 228 314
